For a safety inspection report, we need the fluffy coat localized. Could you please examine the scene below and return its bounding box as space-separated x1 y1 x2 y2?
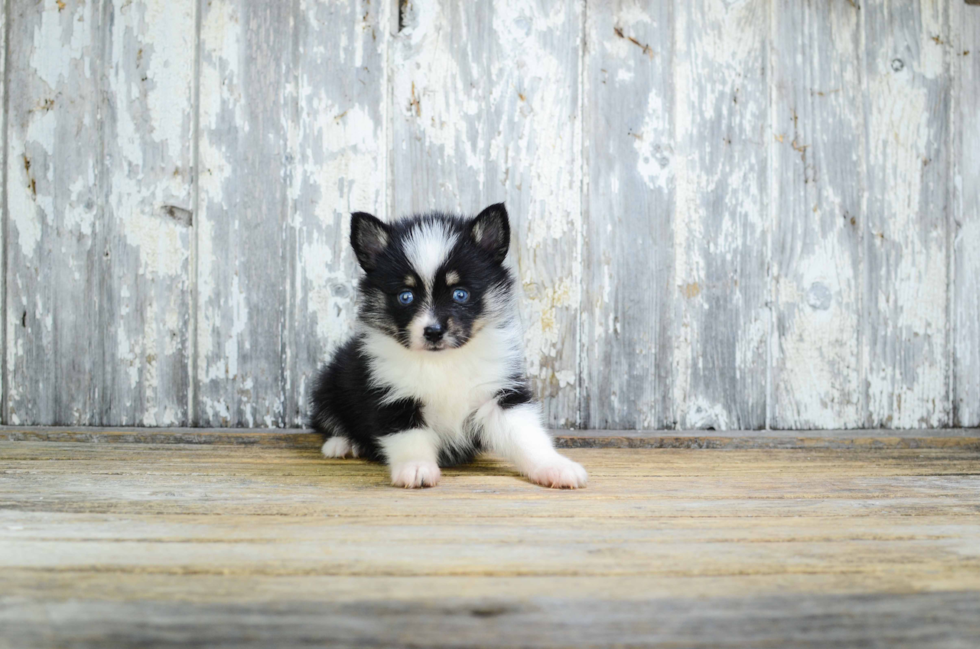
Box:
308 204 587 489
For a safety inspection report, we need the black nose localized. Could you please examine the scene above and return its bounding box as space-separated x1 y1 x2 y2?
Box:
423 323 444 343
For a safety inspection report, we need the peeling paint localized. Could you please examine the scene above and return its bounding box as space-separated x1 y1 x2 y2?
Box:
7 0 106 424
99 0 197 426
5 0 975 430
862 0 950 428
9 141 43 257
31 4 91 90
670 0 768 430
952 1 980 427
769 0 865 430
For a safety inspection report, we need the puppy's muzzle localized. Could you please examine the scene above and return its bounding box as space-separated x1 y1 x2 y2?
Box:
423 323 444 343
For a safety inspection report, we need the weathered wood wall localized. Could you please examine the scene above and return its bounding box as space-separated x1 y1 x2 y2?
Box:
2 0 978 430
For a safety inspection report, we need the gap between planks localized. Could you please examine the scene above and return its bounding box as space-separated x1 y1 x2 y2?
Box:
0 426 978 450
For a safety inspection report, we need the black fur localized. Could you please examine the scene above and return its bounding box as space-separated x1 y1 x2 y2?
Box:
308 336 425 462
495 382 534 410
438 437 484 467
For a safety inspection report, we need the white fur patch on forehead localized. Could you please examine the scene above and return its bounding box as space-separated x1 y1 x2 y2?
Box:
403 221 458 285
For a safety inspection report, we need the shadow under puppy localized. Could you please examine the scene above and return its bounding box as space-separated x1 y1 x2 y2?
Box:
309 203 588 489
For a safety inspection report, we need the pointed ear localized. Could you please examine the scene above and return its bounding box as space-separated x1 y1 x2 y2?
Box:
469 203 510 263
350 212 390 271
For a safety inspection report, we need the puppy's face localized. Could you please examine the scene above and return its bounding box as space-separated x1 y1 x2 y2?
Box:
351 204 513 351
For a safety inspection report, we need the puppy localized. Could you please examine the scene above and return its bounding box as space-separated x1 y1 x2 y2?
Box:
308 203 588 489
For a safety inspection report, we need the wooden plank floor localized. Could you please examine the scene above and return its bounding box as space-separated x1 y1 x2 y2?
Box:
2 440 980 648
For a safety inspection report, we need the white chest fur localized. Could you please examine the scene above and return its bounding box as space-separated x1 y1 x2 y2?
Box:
362 323 524 441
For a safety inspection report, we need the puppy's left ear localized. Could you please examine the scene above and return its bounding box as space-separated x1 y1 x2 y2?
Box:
469 203 510 263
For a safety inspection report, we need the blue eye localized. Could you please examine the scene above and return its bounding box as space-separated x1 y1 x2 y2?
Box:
452 288 470 303
397 290 414 305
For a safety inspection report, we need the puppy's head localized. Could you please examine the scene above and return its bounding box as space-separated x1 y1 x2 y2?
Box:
351 204 514 351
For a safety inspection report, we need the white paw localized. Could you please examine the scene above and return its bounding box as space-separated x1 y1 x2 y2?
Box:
527 457 588 489
390 461 441 488
321 437 359 459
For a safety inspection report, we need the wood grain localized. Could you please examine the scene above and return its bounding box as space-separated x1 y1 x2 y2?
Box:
1 0 976 431
671 0 769 430
770 0 864 428
102 0 196 426
5 0 106 425
952 2 980 427
4 0 194 427
0 0 5 423
581 0 675 429
195 0 292 426
862 0 950 427
391 0 583 427
1 441 979 647
1 592 979 649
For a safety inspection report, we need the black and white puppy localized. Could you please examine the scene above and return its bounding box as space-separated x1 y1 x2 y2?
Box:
309 203 588 489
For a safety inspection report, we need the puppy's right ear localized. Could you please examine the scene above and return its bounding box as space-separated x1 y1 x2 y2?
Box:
350 212 390 271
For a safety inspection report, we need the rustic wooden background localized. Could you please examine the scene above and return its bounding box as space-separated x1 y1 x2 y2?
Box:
3 0 978 430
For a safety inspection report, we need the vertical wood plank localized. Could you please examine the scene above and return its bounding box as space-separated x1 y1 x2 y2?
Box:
390 1 488 216
671 0 769 429
102 0 196 425
285 0 389 426
770 1 864 429
5 0 105 424
392 0 582 427
196 0 292 426
863 0 949 428
952 2 980 427
0 0 6 422
581 1 674 429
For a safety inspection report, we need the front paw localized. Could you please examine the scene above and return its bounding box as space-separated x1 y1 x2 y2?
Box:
527 457 588 489
390 461 441 488
321 436 359 459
